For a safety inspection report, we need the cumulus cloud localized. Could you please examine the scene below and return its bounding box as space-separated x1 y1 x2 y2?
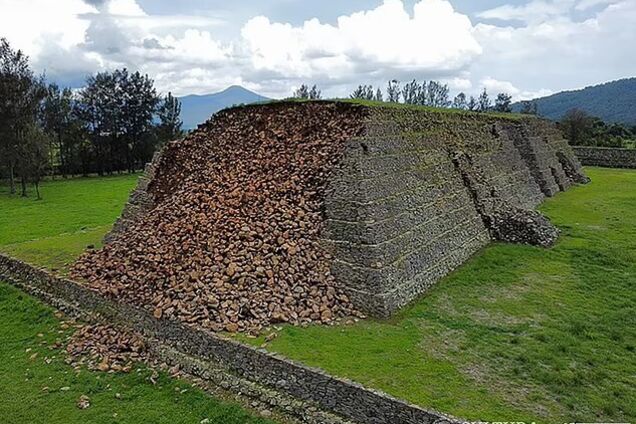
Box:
473 0 636 96
242 0 481 81
479 77 553 101
477 0 576 23
0 0 633 100
575 0 620 10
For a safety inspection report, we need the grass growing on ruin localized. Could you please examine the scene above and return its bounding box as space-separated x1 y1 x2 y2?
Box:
243 167 636 423
230 99 529 121
0 174 139 273
1 169 634 423
343 98 529 120
0 282 275 424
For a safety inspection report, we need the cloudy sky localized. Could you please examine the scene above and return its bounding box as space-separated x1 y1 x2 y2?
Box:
0 0 634 100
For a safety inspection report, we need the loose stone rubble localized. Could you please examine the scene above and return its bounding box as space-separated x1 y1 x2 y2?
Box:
72 103 367 333
72 101 588 328
66 324 147 372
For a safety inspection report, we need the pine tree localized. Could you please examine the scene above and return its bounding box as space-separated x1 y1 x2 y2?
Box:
426 81 450 108
157 92 183 145
350 85 375 100
478 88 491 112
402 80 420 104
293 84 310 99
374 88 383 102
452 92 467 109
0 38 43 194
494 92 513 113
309 85 322 100
16 124 50 199
386 80 401 103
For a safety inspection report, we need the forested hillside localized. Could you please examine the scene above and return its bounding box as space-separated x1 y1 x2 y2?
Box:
514 78 636 124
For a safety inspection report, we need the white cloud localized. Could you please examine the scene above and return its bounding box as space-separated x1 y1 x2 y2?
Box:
444 77 473 90
479 77 553 101
477 0 575 23
575 0 620 11
0 0 94 56
0 0 633 102
241 0 482 80
473 0 636 94
105 0 144 16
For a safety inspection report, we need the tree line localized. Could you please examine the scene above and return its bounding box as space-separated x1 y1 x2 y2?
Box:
559 108 636 148
294 80 532 114
0 38 183 199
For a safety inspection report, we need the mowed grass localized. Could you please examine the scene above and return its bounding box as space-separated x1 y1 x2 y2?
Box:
0 282 276 424
1 175 276 424
0 174 139 272
0 175 273 424
242 167 636 423
1 169 634 423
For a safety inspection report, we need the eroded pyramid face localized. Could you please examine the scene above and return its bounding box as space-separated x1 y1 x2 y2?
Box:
72 102 588 332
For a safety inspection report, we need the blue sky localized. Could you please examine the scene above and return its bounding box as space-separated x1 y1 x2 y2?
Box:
0 0 634 99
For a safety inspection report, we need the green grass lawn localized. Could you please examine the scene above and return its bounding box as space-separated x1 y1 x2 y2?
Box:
0 282 275 424
1 169 634 423
1 175 276 424
0 174 139 272
242 167 636 423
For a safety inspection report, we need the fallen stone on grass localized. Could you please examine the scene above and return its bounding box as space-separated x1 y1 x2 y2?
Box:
71 103 366 334
77 395 91 410
66 324 146 372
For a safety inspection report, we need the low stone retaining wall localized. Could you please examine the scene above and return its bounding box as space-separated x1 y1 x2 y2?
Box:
0 253 459 424
572 146 636 168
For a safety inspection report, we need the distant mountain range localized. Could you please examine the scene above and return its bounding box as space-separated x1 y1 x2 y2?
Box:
179 86 270 129
181 78 636 129
513 78 636 125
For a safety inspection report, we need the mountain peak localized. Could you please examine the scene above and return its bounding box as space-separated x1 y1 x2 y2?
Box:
179 86 270 129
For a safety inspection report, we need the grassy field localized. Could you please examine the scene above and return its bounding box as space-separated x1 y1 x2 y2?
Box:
0 174 139 273
243 167 636 423
0 176 276 424
1 168 634 423
0 282 275 424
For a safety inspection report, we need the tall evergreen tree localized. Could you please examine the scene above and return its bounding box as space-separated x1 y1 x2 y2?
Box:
156 92 183 145
478 88 491 112
402 80 420 104
293 84 310 99
386 80 401 103
76 69 159 175
452 92 467 110
374 87 383 102
41 84 76 176
0 38 43 194
426 81 450 107
494 92 513 113
350 85 375 100
308 85 322 100
120 70 159 171
16 124 50 199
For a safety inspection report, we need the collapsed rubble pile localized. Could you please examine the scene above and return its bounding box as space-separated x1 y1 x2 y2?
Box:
72 103 367 333
66 324 147 372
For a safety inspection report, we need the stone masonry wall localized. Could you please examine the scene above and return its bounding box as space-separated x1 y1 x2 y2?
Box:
99 102 587 318
104 149 164 244
572 146 636 169
0 253 459 424
323 108 587 316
